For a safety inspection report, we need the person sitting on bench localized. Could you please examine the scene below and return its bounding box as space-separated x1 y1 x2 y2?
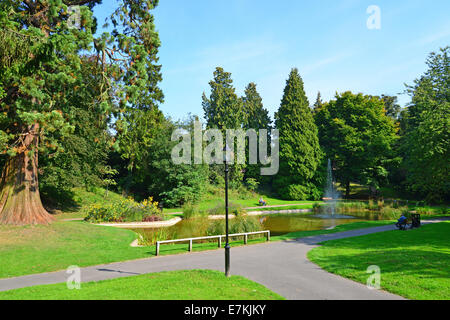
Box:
396 214 407 229
259 197 267 206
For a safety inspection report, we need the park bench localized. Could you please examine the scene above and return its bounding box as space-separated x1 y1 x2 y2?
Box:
396 214 421 230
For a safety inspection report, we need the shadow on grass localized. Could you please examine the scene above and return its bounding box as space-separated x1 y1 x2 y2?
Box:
41 186 80 213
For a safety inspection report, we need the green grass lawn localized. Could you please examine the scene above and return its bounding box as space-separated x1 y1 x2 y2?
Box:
0 269 284 300
0 221 152 278
0 218 398 279
307 221 450 300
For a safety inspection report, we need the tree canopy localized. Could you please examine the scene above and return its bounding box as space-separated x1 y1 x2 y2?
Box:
0 0 164 224
315 92 398 197
401 47 449 202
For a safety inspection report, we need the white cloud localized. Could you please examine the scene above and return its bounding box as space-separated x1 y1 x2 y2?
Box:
416 28 450 46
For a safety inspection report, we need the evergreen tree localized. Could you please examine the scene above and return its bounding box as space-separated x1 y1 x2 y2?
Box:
242 83 271 185
202 67 246 187
243 83 271 131
312 91 324 114
402 47 449 202
381 94 401 120
273 68 323 200
202 67 246 130
0 0 100 224
0 0 163 225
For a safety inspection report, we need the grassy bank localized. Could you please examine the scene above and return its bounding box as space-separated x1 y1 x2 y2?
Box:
0 270 284 300
307 221 450 300
0 221 150 279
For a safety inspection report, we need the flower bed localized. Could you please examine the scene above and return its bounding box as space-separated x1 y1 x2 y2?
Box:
84 197 164 223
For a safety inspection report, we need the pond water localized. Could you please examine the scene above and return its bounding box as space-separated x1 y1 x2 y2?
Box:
131 211 390 242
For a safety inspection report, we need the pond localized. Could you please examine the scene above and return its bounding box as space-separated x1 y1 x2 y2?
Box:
130 211 391 244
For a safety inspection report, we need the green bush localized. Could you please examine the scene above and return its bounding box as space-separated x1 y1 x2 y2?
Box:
280 184 310 200
416 207 433 216
84 197 163 223
246 178 259 193
312 202 322 213
182 203 207 220
379 205 406 219
308 185 323 201
208 202 246 216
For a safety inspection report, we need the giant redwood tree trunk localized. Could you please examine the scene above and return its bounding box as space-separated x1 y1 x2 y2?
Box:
0 123 53 225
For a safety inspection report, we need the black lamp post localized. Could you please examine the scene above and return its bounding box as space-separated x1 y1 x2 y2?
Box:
223 144 231 277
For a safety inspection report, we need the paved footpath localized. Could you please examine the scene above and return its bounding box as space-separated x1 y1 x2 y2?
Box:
0 219 447 299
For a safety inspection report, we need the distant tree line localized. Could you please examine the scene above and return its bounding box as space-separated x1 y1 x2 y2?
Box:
0 1 447 225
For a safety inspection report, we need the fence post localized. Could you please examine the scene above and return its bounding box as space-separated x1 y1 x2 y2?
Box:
244 234 248 244
156 242 160 256
266 231 270 242
189 239 193 252
218 236 222 248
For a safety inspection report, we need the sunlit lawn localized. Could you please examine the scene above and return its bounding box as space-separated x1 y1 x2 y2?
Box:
308 221 450 300
0 270 284 300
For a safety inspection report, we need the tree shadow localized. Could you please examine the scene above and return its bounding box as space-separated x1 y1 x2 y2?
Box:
40 186 80 214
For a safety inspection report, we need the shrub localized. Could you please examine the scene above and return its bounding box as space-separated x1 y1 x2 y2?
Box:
379 205 403 219
367 200 379 210
312 202 322 213
84 197 163 223
401 208 412 219
309 185 323 201
208 202 245 216
236 185 254 199
182 203 206 220
246 178 259 193
416 207 433 216
280 184 310 200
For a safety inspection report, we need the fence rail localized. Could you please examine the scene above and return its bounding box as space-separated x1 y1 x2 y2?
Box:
155 230 270 256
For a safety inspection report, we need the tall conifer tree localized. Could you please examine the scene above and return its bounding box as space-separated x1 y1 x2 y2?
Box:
274 69 322 200
202 67 246 186
242 83 271 184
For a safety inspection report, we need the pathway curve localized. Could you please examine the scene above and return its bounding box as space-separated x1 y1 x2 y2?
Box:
1 219 447 299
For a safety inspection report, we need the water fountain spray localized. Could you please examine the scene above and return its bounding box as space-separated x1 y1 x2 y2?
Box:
323 159 341 215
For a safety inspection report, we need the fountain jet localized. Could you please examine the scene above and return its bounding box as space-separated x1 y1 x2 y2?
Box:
323 159 341 215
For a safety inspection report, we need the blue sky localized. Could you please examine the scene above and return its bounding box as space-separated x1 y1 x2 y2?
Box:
93 0 450 121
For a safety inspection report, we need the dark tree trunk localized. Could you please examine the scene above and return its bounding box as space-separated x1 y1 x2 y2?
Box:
0 123 53 225
345 181 351 198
